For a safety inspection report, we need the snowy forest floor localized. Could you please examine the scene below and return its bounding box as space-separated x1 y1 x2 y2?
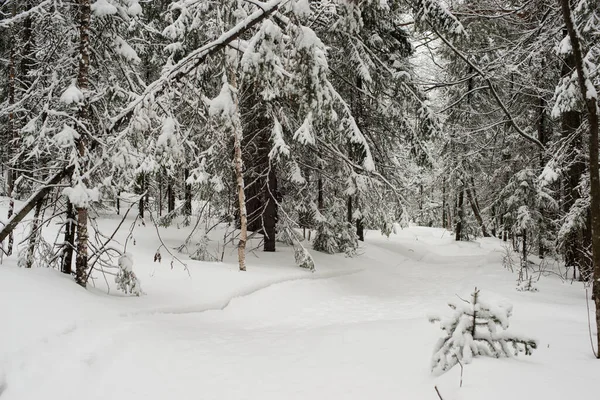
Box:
1 196 599 400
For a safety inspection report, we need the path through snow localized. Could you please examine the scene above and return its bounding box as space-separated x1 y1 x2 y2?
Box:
1 225 599 400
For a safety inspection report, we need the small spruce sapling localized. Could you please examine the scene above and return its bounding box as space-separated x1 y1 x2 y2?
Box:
115 253 143 296
294 245 315 272
429 287 536 375
190 233 217 262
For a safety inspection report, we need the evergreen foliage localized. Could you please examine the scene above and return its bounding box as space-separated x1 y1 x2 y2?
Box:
429 288 537 375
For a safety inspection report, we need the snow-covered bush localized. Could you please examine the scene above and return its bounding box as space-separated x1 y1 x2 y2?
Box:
294 245 315 272
190 234 217 262
429 288 536 375
115 253 143 296
313 219 358 256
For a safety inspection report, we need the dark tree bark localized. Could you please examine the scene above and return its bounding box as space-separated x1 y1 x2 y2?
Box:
74 0 91 287
6 3 16 256
183 168 192 217
442 177 447 229
263 165 278 252
455 183 465 241
61 199 76 274
559 32 591 280
167 177 175 213
560 0 600 357
537 95 547 258
356 216 364 242
317 170 324 211
240 87 278 252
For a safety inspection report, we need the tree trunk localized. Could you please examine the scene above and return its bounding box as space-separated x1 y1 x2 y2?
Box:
263 164 278 252
226 53 247 271
137 173 145 219
559 33 588 279
183 168 192 217
74 0 91 287
356 216 364 242
455 183 465 241
442 177 447 229
24 199 44 269
560 0 600 357
522 229 528 270
61 199 76 274
317 170 324 211
465 183 489 237
538 96 547 258
167 178 175 213
6 3 17 256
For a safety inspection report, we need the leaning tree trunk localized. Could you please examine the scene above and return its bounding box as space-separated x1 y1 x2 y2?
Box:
24 199 44 269
0 166 74 244
74 0 91 287
465 184 488 237
560 0 600 358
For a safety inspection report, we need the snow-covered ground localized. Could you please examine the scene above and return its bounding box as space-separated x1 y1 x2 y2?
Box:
1 196 599 400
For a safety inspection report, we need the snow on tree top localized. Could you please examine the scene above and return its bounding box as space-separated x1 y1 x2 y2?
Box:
60 85 84 105
91 0 118 17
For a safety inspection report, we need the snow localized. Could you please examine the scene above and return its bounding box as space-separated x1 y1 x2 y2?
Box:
59 85 84 105
62 183 100 208
91 0 117 17
1 197 599 400
292 0 311 18
209 80 235 117
127 1 142 16
557 35 572 55
156 117 177 148
539 164 559 185
53 124 80 148
293 113 315 145
114 37 141 64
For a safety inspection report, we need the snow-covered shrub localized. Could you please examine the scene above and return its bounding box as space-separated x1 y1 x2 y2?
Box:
337 221 359 256
429 288 536 375
190 234 217 262
313 220 338 254
115 253 143 296
294 245 315 272
313 219 358 256
516 276 538 292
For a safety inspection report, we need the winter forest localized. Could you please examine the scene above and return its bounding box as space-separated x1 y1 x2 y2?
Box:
0 0 599 398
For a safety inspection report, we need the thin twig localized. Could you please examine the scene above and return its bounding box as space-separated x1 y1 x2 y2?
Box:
585 287 599 358
434 386 444 400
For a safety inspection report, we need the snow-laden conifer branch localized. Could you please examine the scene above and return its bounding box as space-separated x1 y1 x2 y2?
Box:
110 0 287 130
430 288 537 375
0 0 52 28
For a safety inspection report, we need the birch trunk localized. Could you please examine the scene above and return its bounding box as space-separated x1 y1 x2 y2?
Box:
227 58 247 271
